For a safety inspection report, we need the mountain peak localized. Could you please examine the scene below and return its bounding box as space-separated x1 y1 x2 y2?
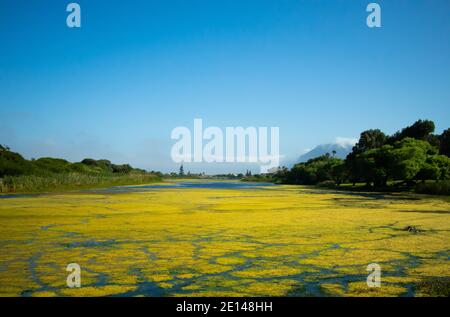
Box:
297 142 354 163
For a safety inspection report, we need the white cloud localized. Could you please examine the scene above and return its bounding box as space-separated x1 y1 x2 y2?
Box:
334 137 357 147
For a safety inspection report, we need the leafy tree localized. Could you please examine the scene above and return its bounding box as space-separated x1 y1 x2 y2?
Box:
331 162 347 186
179 164 184 176
81 158 98 166
439 128 450 157
416 158 441 182
416 155 450 182
285 155 344 185
32 157 72 174
387 138 435 182
81 158 114 173
273 166 289 183
352 129 387 154
96 159 113 172
350 138 436 186
426 134 441 148
346 129 387 185
388 119 435 143
112 164 133 174
353 146 391 187
0 146 32 177
0 147 148 178
433 155 450 180
278 119 445 189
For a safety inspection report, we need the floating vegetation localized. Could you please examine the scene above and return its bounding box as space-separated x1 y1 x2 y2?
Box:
415 277 450 297
0 184 449 297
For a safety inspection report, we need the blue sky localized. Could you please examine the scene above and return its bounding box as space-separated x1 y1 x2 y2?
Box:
1 0 449 173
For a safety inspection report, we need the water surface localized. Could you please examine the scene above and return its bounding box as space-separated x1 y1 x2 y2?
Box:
0 181 275 198
83 181 276 194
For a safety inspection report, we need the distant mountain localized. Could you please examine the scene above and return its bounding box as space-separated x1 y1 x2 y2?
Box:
297 143 353 163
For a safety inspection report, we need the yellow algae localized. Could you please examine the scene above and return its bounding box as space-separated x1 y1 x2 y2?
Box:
320 283 345 296
0 286 24 297
158 282 174 289
240 280 299 296
0 184 449 297
346 281 408 297
408 259 450 277
31 291 58 297
231 266 303 279
215 257 246 266
60 285 137 297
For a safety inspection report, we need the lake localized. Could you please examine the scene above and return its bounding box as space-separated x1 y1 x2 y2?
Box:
0 181 449 296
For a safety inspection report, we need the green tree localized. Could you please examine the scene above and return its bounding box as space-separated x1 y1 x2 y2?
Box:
416 155 450 182
388 119 435 143
346 129 387 185
331 162 347 186
32 157 72 175
0 146 32 177
351 138 436 187
179 164 184 176
439 128 450 157
112 164 133 174
286 155 343 185
352 129 387 154
433 155 450 180
387 138 435 182
416 158 441 182
354 146 390 187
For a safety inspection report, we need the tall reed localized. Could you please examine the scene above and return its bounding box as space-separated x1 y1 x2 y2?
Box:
0 173 161 193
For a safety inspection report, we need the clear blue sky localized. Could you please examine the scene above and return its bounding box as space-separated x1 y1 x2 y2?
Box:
1 0 449 173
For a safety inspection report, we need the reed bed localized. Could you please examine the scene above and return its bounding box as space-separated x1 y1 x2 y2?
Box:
0 173 161 193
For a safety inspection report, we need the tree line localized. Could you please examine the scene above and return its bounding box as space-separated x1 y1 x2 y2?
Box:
273 120 450 192
0 145 153 178
0 146 165 193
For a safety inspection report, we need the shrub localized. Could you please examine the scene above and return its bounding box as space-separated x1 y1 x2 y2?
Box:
415 181 450 196
317 180 336 188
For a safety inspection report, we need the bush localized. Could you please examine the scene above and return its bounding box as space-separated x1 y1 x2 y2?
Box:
317 180 336 188
0 147 33 177
415 181 450 196
281 155 344 185
31 157 72 174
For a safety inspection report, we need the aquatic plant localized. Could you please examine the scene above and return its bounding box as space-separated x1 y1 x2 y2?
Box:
0 185 449 296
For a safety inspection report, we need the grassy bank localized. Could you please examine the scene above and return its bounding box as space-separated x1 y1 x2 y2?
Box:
316 180 450 196
0 173 161 194
0 146 163 194
244 174 450 196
